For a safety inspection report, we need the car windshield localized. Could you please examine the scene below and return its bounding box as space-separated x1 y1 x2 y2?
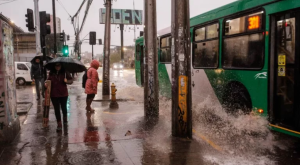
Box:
26 63 31 69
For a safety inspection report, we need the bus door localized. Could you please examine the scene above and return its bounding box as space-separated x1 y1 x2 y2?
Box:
271 10 300 130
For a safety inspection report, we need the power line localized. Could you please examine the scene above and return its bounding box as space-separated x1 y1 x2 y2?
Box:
56 0 71 17
0 0 17 5
133 0 136 40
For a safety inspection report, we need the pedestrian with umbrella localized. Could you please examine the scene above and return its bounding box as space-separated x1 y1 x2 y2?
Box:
44 57 86 132
30 55 52 100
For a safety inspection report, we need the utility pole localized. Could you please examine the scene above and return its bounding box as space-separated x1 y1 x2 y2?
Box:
102 0 112 96
16 34 19 61
144 0 159 119
33 0 41 55
120 24 124 63
92 45 94 60
171 0 192 138
52 0 57 54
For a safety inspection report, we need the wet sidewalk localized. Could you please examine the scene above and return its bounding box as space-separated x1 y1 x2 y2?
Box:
0 71 211 165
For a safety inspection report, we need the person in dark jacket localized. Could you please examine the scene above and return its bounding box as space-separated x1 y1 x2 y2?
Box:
45 63 73 132
31 58 44 100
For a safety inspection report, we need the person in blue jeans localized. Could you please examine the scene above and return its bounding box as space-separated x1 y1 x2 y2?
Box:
30 58 44 100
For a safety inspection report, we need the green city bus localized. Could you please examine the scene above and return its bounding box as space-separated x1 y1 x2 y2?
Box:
135 0 300 138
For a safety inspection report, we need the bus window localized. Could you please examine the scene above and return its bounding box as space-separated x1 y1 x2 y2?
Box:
195 27 205 41
223 34 264 68
193 23 219 68
223 11 264 69
206 24 219 39
160 36 171 63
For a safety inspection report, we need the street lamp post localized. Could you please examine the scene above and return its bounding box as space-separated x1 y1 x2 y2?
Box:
52 0 57 54
144 0 159 119
102 0 112 96
33 0 41 55
171 0 192 138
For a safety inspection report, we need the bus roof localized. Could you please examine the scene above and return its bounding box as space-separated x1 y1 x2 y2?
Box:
190 0 280 27
157 26 171 37
136 0 283 42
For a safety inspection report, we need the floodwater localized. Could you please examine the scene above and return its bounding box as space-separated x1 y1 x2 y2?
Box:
108 69 300 165
1 69 300 165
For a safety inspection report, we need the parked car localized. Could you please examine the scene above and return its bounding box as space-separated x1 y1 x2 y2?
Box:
112 63 124 70
15 62 32 85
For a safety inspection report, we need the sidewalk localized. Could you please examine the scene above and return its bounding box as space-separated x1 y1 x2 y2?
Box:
0 76 209 165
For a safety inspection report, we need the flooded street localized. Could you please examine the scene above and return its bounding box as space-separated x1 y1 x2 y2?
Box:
0 69 299 165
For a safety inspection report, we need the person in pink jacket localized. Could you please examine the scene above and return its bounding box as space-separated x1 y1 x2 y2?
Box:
85 60 100 112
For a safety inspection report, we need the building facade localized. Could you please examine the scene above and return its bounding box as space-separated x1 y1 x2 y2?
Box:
48 15 61 34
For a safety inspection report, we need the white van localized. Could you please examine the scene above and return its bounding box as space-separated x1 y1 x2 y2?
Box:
15 62 32 85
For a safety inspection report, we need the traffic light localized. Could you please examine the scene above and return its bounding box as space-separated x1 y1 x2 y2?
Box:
25 9 34 32
60 32 65 42
62 45 69 57
89 31 96 45
40 11 51 36
78 55 81 61
67 35 70 41
98 39 102 45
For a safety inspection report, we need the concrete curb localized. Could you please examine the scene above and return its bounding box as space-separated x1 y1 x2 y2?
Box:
17 102 33 115
93 99 134 102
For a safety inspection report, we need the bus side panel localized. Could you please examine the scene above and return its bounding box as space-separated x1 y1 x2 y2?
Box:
205 70 268 116
135 59 142 87
192 69 222 108
135 40 143 87
158 63 172 98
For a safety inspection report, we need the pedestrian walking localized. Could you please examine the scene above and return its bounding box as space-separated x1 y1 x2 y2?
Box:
45 63 73 132
85 60 100 112
30 57 45 100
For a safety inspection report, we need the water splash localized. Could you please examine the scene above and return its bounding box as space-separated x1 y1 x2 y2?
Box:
192 96 278 164
117 86 144 102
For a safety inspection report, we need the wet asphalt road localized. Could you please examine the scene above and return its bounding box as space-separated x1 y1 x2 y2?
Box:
0 68 300 165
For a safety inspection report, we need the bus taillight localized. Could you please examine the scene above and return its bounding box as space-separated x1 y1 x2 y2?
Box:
258 109 264 114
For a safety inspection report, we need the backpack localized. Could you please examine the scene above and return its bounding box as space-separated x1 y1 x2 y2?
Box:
82 68 90 88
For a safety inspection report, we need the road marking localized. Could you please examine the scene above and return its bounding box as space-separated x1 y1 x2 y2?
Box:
269 124 300 135
192 129 223 152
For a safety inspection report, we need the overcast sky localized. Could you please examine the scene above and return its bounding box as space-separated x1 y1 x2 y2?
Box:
0 0 236 54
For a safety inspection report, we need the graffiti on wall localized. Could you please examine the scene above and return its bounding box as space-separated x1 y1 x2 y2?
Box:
178 75 188 134
0 20 17 131
146 49 158 115
4 21 16 123
0 21 5 129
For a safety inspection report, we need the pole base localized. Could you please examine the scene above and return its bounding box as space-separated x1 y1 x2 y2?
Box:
109 101 119 109
43 118 49 128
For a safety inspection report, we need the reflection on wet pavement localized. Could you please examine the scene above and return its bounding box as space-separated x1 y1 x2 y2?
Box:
0 69 300 165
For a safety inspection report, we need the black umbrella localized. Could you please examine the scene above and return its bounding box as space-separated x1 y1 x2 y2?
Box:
31 55 53 63
45 57 86 73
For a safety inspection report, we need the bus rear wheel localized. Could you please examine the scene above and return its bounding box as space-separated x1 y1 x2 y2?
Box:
223 83 252 116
